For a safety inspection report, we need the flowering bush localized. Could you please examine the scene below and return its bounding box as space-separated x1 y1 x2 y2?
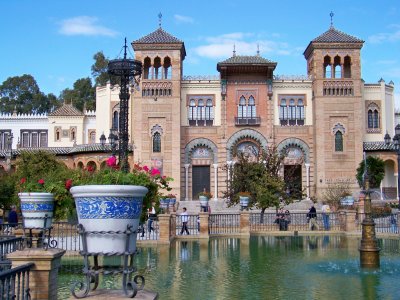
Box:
14 150 75 220
73 156 173 220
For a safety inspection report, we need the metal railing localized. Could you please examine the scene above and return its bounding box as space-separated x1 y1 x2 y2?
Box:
209 214 240 235
0 237 24 271
174 214 199 236
356 213 399 233
0 262 34 300
250 212 342 232
137 219 159 241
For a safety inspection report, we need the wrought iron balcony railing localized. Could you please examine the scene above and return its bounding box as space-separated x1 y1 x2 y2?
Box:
235 117 261 126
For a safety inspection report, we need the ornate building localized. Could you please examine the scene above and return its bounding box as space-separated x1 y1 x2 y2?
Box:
1 23 397 201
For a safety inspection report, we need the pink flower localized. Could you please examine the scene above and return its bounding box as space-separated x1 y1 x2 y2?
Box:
143 166 149 172
106 156 117 167
20 178 26 184
65 179 73 190
150 168 160 176
38 179 45 185
87 165 94 172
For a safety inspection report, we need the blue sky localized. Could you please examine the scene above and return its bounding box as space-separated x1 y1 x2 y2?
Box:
1 0 400 107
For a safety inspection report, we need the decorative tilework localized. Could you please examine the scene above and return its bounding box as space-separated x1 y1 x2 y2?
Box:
21 202 53 212
76 197 143 219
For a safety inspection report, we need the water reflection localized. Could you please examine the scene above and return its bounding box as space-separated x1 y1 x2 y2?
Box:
58 236 400 299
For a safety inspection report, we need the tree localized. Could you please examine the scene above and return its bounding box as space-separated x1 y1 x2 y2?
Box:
59 77 95 111
0 74 60 114
0 173 17 219
322 180 352 210
356 156 385 189
224 145 302 222
91 51 110 87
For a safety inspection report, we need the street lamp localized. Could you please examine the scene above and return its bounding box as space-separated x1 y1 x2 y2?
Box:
384 124 400 207
108 38 142 173
99 133 106 147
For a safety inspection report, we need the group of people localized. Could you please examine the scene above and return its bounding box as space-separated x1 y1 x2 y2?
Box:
307 203 331 231
275 209 291 231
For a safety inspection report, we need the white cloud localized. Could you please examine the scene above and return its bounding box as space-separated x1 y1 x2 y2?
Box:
368 25 400 44
375 60 397 65
193 32 294 59
382 68 400 78
174 14 194 24
59 16 118 37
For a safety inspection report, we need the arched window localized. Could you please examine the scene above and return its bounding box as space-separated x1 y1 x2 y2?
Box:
367 103 380 130
335 131 343 152
163 57 172 79
89 131 96 144
205 99 214 126
153 132 161 152
112 111 119 131
153 57 161 80
71 129 76 142
334 56 341 78
197 99 205 126
324 56 332 78
374 110 379 128
368 110 373 128
188 99 196 126
238 96 246 118
143 57 151 79
248 96 256 118
297 99 305 125
289 99 296 125
344 56 351 78
279 99 288 125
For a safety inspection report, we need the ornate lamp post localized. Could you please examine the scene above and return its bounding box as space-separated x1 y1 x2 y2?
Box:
384 124 400 206
99 133 106 147
108 131 118 157
108 38 142 172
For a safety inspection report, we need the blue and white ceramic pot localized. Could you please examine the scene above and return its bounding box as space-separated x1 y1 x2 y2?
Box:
169 198 176 212
199 195 209 207
70 185 148 254
18 192 54 229
240 196 249 208
159 198 170 210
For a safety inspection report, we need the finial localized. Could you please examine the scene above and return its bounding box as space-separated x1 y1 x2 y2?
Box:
158 12 162 28
257 43 260 56
123 37 127 59
330 11 334 28
233 44 236 57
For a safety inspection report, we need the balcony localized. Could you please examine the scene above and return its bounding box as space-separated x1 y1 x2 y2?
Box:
235 117 261 126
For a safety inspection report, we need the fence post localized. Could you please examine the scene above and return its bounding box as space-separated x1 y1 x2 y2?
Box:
7 248 65 300
158 214 171 244
199 212 209 239
240 211 250 236
344 210 357 232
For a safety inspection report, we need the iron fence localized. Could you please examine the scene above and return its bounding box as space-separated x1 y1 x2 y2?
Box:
356 213 399 234
250 212 342 232
137 219 160 241
0 262 34 300
174 214 199 236
209 214 240 235
0 237 24 271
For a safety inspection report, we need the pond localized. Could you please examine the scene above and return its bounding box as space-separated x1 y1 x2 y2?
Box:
58 235 400 299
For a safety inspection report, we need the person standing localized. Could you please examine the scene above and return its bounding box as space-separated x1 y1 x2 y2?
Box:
147 201 157 234
284 210 291 231
390 214 398 233
307 204 319 230
8 205 18 233
180 207 190 235
321 202 331 231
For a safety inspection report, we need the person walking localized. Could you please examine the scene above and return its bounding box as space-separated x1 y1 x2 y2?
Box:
147 201 157 234
307 204 319 230
321 202 331 231
180 207 190 235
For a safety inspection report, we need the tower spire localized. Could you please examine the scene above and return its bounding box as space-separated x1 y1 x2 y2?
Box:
330 11 334 28
158 12 162 28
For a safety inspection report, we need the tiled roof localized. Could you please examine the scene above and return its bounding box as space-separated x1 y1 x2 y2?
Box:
218 55 276 65
363 142 395 151
133 28 183 44
49 103 84 117
312 27 364 43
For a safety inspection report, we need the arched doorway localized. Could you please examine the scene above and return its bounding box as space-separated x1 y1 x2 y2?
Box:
382 160 396 200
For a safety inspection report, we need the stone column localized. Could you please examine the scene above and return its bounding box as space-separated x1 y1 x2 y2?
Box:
184 164 190 201
344 210 357 232
395 174 399 201
199 212 210 239
305 163 310 200
213 163 218 201
240 211 250 236
158 214 171 244
7 248 65 300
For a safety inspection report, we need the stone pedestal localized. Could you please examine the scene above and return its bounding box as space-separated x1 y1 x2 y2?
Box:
240 212 250 236
344 210 357 232
158 214 171 244
7 248 65 300
199 212 209 239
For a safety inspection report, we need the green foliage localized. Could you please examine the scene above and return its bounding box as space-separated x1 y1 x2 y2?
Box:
14 150 75 220
0 74 61 114
224 146 301 210
356 156 385 188
0 173 17 210
59 77 95 111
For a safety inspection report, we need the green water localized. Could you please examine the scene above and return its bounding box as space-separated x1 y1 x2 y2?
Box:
58 236 400 299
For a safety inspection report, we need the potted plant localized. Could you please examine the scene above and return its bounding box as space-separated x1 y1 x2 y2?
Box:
159 195 170 212
14 151 75 229
198 190 213 208
238 191 251 209
167 193 177 212
70 157 172 253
